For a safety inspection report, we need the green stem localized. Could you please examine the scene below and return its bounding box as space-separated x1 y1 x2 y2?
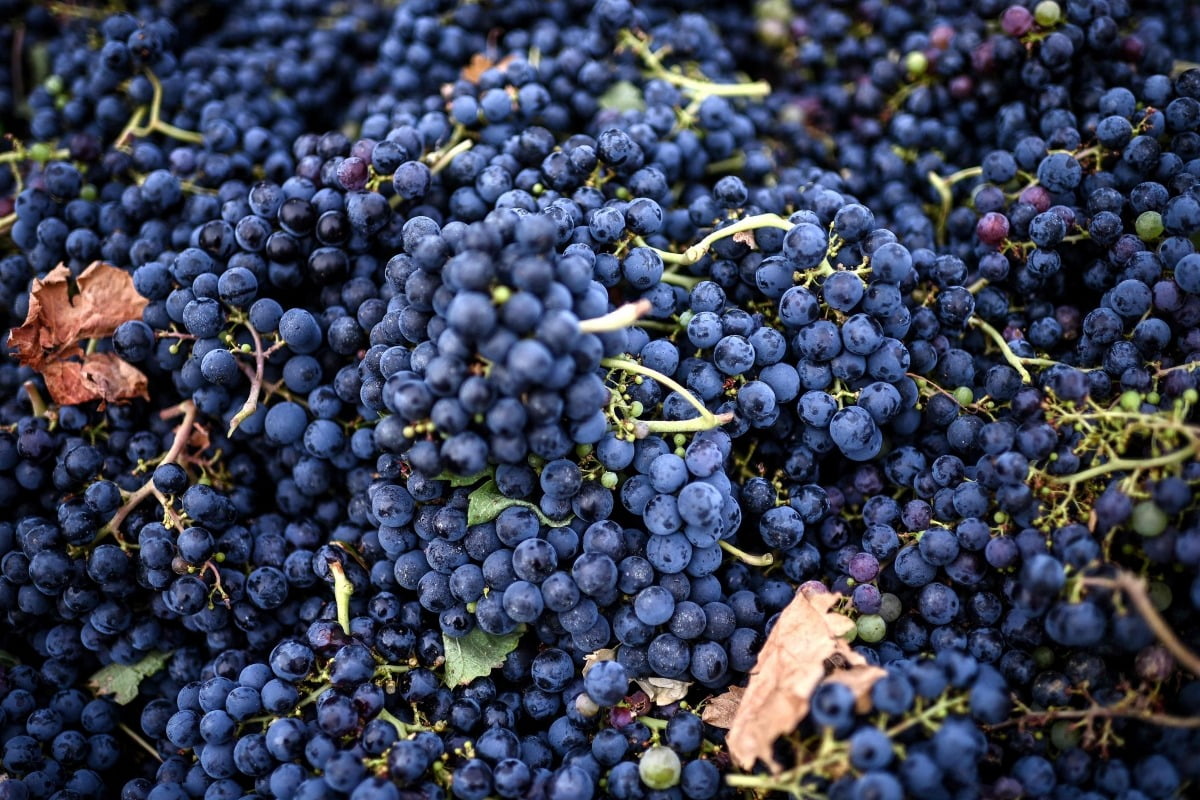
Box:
968 316 1033 383
637 715 668 731
22 381 47 418
618 29 771 99
929 166 983 245
0 146 70 164
719 540 774 567
659 271 704 288
602 356 711 420
329 560 354 636
632 413 735 437
427 139 472 176
579 299 653 333
297 683 332 709
1056 445 1198 487
376 707 420 736
649 213 794 266
376 664 413 675
118 722 163 763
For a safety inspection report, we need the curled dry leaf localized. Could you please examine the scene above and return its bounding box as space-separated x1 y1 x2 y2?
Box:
700 685 744 729
8 262 149 406
727 585 886 773
461 52 517 84
633 676 692 706
582 648 619 677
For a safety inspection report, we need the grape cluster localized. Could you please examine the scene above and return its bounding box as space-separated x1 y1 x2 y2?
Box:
2 0 1200 799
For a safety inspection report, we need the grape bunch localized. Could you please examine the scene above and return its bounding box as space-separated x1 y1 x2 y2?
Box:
1 0 1200 799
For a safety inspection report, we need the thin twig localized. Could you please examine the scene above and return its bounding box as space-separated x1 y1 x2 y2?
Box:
92 401 197 546
1082 571 1200 677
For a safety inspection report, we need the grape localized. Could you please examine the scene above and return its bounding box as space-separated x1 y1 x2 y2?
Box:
637 745 682 790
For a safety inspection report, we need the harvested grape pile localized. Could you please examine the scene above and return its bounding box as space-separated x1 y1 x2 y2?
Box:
2 0 1200 798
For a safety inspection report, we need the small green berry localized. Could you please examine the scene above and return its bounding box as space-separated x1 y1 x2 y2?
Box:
1135 210 1164 241
1131 501 1168 537
903 51 928 77
1034 0 1062 27
638 746 681 790
856 614 887 643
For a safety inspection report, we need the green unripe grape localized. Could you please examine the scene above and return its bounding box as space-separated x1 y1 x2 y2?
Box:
1131 501 1168 537
1148 581 1173 612
954 386 974 406
1033 646 1056 668
856 614 887 643
491 285 513 304
80 184 98 201
879 593 903 623
1185 389 1200 404
1119 389 1142 412
1135 210 1164 241
1050 720 1082 749
44 75 64 95
1034 0 1061 26
638 745 682 790
29 142 53 163
601 472 619 489
904 51 928 77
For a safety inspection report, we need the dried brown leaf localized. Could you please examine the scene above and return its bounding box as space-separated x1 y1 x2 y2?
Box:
581 648 619 677
461 53 516 84
700 685 744 729
727 586 883 773
633 676 692 706
825 664 887 713
8 262 149 406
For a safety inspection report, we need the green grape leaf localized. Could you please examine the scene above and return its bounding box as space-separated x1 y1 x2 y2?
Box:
87 651 173 705
599 80 645 112
442 627 523 687
466 480 573 527
432 467 494 487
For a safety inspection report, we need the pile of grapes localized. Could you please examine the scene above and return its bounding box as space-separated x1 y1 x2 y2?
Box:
2 0 1200 798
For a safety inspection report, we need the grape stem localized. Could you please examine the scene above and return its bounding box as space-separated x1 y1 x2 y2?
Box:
718 540 774 567
115 69 204 147
928 166 983 245
601 356 734 437
328 560 354 637
967 316 1034 383
986 703 1200 732
427 139 473 176
0 147 71 164
1081 571 1200 677
87 400 198 550
579 299 653 333
617 29 771 99
229 325 287 437
22 381 49 419
118 722 164 763
646 213 794 266
376 707 420 737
